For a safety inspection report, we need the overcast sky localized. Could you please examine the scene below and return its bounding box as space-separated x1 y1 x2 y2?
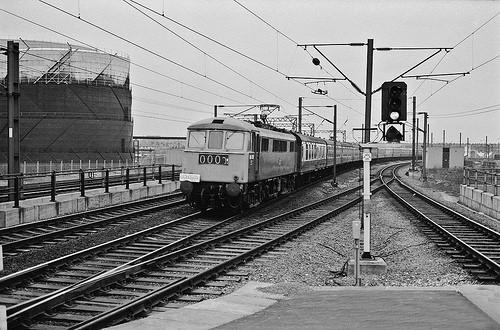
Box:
2 0 499 144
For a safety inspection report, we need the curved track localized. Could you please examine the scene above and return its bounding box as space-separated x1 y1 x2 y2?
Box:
381 165 500 282
3 164 394 329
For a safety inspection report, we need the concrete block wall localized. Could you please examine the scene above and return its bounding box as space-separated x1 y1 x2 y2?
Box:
0 181 180 228
460 184 500 219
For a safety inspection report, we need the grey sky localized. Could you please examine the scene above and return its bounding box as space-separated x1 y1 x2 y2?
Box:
1 0 499 144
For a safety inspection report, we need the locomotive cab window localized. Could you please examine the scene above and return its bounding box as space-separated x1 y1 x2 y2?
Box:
261 138 269 152
187 131 206 149
225 131 245 150
208 131 223 149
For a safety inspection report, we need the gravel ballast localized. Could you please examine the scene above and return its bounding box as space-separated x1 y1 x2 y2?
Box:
222 165 479 296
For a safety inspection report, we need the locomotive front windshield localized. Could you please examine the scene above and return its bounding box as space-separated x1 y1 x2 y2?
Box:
187 130 246 151
187 131 206 148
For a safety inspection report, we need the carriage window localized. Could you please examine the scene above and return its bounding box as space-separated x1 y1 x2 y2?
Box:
290 142 294 152
261 138 269 152
226 131 244 150
208 131 223 149
187 131 206 148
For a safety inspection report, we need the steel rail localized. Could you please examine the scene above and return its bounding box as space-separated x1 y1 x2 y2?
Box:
7 164 395 329
382 164 500 281
0 192 185 253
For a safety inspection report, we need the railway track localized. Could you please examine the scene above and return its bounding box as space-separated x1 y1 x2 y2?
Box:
2 164 395 329
381 165 500 282
0 192 186 256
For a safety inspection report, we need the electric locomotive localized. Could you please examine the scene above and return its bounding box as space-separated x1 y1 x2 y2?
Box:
180 117 297 210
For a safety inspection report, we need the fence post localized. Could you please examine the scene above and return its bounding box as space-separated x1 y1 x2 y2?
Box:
143 167 147 186
495 174 498 196
105 169 109 193
80 169 85 197
158 165 162 184
474 170 478 189
14 176 20 208
484 171 487 191
51 170 56 202
171 164 175 181
126 168 130 190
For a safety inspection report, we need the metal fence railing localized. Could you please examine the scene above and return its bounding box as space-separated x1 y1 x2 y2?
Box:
0 164 180 208
463 167 500 196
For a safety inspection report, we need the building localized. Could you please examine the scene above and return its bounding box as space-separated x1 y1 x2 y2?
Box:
0 39 133 164
426 145 464 169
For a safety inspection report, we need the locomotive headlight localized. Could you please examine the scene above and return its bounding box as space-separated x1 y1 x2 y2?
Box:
233 176 239 182
390 111 399 121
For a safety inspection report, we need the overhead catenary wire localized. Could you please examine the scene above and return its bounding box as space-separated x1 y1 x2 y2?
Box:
122 0 294 110
419 54 500 105
127 0 363 116
412 12 500 102
38 0 262 103
0 8 244 104
231 0 364 116
13 50 215 108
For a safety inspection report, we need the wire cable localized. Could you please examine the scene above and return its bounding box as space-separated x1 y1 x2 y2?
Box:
127 0 363 116
122 0 293 108
0 8 244 104
38 0 261 102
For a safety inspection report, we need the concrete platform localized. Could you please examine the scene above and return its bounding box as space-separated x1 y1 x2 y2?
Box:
107 282 500 330
0 180 180 228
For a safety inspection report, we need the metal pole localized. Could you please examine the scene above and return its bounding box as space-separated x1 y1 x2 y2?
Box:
459 132 462 147
7 41 21 201
50 171 56 202
364 39 374 143
79 169 85 197
143 167 147 186
416 118 419 162
158 165 162 184
105 169 109 193
412 96 416 170
126 168 130 190
467 137 470 158
486 136 488 159
14 176 20 208
422 113 428 182
431 132 434 146
298 97 303 134
427 124 430 146
333 105 337 187
171 164 175 181
443 130 446 146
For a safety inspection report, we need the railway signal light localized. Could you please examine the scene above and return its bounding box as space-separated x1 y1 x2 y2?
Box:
381 81 407 123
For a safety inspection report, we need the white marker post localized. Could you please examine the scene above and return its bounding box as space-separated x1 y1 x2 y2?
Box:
0 245 4 330
361 145 372 259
